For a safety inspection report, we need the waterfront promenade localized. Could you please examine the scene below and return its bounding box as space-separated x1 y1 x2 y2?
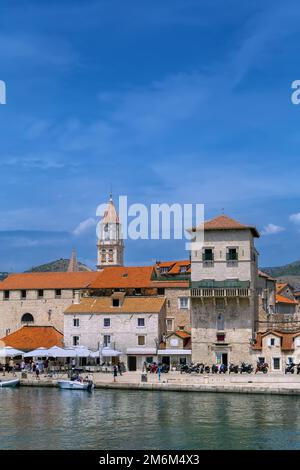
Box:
5 370 300 396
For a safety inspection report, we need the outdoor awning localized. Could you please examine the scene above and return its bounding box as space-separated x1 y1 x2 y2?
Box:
0 346 24 357
24 347 48 357
42 346 77 358
90 347 122 358
71 346 92 357
158 349 192 355
126 348 157 355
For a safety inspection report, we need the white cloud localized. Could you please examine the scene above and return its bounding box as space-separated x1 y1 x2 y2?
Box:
289 213 300 224
261 223 285 236
73 218 96 236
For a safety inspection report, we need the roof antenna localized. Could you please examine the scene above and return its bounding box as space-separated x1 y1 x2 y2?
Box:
109 183 113 201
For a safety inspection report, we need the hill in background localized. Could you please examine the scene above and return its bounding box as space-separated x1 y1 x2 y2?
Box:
25 258 93 273
262 260 300 291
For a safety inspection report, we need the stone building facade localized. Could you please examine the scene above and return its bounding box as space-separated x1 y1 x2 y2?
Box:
64 295 166 370
0 272 98 337
190 214 260 365
253 329 300 371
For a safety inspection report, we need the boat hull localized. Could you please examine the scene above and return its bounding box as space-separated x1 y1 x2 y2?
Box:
57 380 92 390
0 378 20 388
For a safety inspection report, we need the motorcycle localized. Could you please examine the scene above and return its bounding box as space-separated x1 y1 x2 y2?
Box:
285 362 295 374
229 363 239 374
219 364 227 374
255 362 268 374
240 362 254 374
211 364 219 374
297 364 300 375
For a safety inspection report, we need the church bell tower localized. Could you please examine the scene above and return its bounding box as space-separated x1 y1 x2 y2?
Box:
97 194 124 270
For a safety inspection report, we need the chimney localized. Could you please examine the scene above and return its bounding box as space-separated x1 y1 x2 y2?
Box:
74 290 80 305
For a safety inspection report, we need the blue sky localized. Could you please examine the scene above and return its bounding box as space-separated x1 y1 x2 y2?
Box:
1 0 300 271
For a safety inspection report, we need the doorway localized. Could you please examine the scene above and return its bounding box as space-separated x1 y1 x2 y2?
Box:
222 353 228 366
128 356 137 371
161 356 170 366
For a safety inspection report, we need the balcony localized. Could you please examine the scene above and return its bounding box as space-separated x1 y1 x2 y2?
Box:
190 280 250 298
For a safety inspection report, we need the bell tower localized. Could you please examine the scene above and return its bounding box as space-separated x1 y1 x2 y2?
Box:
97 194 124 270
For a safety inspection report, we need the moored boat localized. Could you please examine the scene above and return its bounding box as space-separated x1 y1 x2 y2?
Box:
0 378 20 388
57 379 94 391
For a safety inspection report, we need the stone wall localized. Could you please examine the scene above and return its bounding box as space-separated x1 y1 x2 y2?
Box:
165 288 191 332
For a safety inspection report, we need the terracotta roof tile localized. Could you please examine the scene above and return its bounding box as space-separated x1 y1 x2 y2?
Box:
90 266 154 289
276 294 298 305
0 326 63 351
0 272 99 290
65 296 165 314
193 214 260 238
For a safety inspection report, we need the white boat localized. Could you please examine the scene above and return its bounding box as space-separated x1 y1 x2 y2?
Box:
0 378 20 388
57 379 93 391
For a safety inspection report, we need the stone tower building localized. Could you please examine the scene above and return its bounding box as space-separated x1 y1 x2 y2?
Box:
190 214 260 365
97 194 124 270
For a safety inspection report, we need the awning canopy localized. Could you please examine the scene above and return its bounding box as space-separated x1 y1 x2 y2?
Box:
90 347 122 358
42 346 77 358
0 346 24 357
24 347 48 358
158 349 192 355
72 346 92 357
126 348 157 355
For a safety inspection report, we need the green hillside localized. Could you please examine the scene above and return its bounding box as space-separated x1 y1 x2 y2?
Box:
262 260 300 278
24 259 93 273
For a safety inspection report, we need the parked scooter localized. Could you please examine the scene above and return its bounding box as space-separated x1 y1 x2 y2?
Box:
255 361 268 374
285 362 296 374
229 363 239 374
219 363 227 374
211 364 219 374
240 362 254 374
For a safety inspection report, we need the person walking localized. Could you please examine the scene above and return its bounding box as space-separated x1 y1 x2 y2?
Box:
157 365 161 382
35 362 40 380
113 365 118 382
117 361 122 376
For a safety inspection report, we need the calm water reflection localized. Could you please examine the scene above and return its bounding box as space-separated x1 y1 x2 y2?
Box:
1 388 300 449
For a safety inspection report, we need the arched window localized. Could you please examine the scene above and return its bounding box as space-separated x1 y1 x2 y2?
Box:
21 313 34 323
217 314 224 331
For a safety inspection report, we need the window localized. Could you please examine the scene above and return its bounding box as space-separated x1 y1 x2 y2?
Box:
73 336 80 346
38 289 44 298
5 329 10 336
138 335 145 346
4 290 9 300
104 318 110 327
227 248 238 261
203 248 214 262
135 288 141 295
112 298 120 307
55 289 62 298
103 335 111 346
270 338 275 346
157 288 165 295
180 266 187 273
160 267 169 274
179 297 189 309
216 333 225 342
138 318 145 327
73 318 79 327
287 357 294 364
21 290 27 299
170 338 179 347
217 314 225 331
273 357 280 370
166 319 174 331
21 313 34 323
258 357 265 364
167 300 171 308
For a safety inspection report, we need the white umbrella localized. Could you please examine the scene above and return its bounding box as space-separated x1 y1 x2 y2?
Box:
99 346 122 357
72 346 92 357
43 346 77 358
23 347 47 358
0 346 24 357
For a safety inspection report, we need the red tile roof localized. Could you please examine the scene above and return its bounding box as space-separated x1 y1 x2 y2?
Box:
193 214 260 237
90 266 154 289
253 330 300 351
65 296 166 314
276 294 298 305
174 330 191 339
0 326 64 351
0 272 99 290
